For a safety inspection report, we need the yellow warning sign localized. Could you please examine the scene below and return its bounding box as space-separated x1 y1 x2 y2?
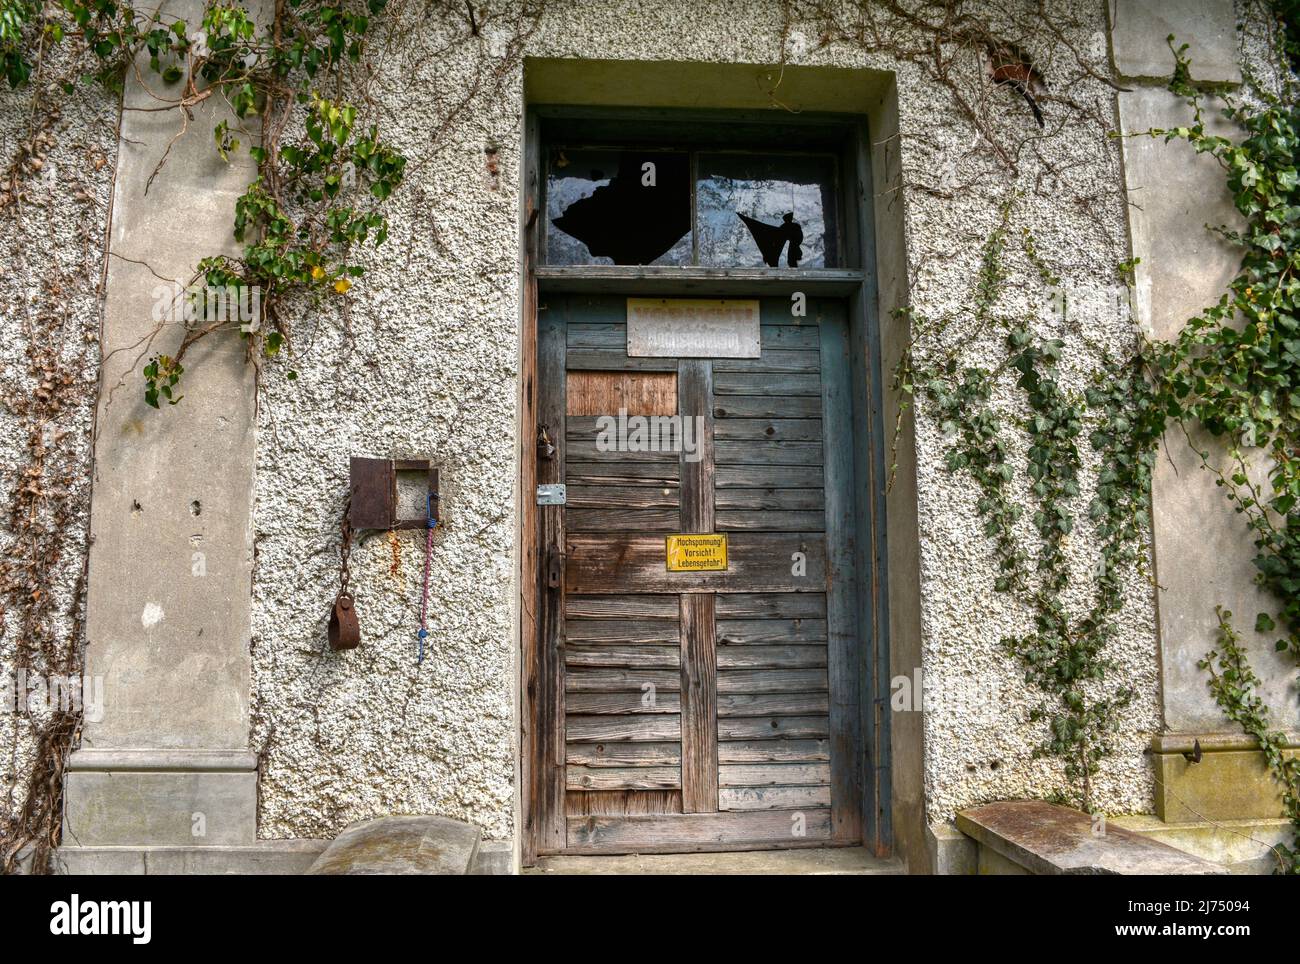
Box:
665 533 729 572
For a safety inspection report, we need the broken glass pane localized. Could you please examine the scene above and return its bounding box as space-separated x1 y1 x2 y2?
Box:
696 153 839 269
546 149 692 266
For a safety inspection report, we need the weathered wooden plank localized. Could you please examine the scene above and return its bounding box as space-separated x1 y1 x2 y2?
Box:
713 395 822 419
567 508 679 531
566 668 681 693
565 809 831 852
565 692 681 715
720 763 831 786
680 593 718 814
715 618 828 644
719 786 832 811
715 593 828 620
564 789 683 818
716 693 830 717
715 645 828 669
716 464 826 488
568 323 821 352
678 359 714 534
566 645 680 670
566 485 680 509
567 323 625 350
718 739 830 763
565 438 679 462
566 370 677 417
566 595 680 620
713 372 821 396
712 350 820 373
715 440 823 465
713 418 823 442
567 741 681 767
566 714 681 743
715 487 824 511
534 302 567 854
565 618 681 644
566 462 680 487
716 669 829 694
821 312 864 844
717 715 830 739
567 766 681 791
567 348 678 371
759 325 821 350
716 510 825 532
565 533 827 594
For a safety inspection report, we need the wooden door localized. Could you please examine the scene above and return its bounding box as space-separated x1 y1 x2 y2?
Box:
531 294 864 855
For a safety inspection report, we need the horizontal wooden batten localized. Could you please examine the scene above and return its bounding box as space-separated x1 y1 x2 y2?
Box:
567 508 679 531
566 645 681 669
713 395 822 419
567 668 681 693
713 372 821 397
566 618 681 644
715 593 827 620
567 323 821 352
565 533 827 594
716 617 828 644
563 809 833 854
718 739 830 763
565 692 681 715
565 790 684 818
566 595 680 620
567 349 678 371
567 742 682 767
566 439 679 463
716 464 825 488
715 440 823 466
567 714 681 743
716 669 828 694
716 510 825 532
719 786 832 811
566 462 680 487
717 693 830 717
566 485 680 509
720 763 831 787
712 350 820 374
715 487 824 511
567 766 681 791
717 716 830 740
715 645 827 670
714 418 822 442
536 265 865 297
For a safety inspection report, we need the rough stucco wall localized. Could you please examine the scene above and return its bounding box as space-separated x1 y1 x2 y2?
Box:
247 0 1245 839
0 70 118 828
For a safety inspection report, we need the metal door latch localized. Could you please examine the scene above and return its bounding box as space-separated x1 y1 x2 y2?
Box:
546 548 564 589
536 484 566 505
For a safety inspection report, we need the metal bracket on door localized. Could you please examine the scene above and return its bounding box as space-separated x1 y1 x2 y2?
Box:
536 483 566 505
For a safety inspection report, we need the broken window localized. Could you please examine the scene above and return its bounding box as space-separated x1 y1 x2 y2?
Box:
545 149 692 266
696 153 839 269
543 142 843 271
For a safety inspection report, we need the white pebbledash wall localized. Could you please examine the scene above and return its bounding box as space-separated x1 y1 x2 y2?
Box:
1 0 1272 857
248 0 1219 844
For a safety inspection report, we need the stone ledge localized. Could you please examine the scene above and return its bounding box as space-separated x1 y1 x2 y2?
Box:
67 748 258 772
52 841 327 875
956 800 1227 875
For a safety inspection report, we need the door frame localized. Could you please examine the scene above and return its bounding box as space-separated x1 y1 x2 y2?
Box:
518 106 892 863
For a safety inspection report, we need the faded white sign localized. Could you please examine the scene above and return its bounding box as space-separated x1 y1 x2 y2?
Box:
626 298 760 358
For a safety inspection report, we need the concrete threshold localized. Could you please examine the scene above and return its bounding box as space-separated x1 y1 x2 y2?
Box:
527 847 904 875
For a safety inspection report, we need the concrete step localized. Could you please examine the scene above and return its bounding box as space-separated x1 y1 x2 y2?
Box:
527 847 904 875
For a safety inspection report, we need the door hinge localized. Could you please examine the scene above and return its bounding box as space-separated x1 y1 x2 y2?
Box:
536 483 566 505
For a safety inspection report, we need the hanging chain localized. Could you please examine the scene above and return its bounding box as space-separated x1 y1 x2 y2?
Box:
338 495 353 598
